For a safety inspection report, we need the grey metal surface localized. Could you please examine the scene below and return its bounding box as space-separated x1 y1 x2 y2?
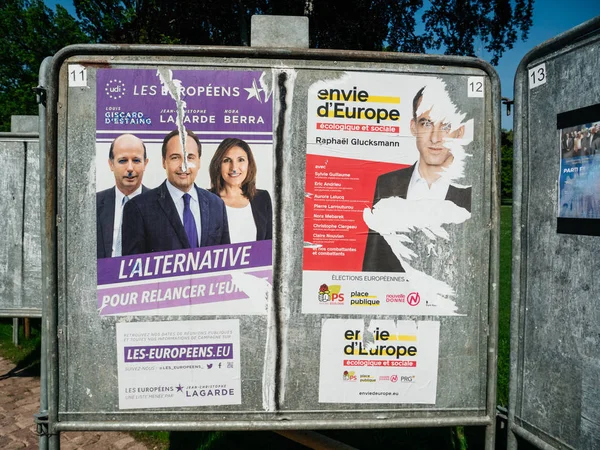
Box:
510 16 600 450
54 416 492 431
45 44 499 443
0 129 43 318
11 115 39 133
251 15 309 48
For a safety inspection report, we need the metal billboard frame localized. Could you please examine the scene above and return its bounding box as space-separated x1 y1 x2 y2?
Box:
510 15 600 450
42 44 501 449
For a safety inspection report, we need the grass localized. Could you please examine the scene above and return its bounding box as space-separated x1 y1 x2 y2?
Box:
166 428 470 449
497 205 513 407
0 207 514 448
0 318 42 373
130 431 170 450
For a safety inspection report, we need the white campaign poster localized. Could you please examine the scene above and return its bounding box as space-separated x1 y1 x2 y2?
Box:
318 319 440 404
116 319 241 409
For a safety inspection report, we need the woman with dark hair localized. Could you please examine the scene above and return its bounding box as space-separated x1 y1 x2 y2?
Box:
209 138 272 243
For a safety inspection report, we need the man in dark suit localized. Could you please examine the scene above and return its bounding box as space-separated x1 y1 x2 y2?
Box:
122 129 230 256
362 85 471 272
97 134 149 258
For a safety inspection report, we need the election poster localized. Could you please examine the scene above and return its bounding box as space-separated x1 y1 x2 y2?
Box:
557 104 600 236
116 319 241 409
302 72 477 316
318 319 440 404
95 68 274 315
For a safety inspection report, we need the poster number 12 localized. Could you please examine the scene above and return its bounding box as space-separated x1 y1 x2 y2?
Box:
68 64 87 87
528 63 547 89
467 77 484 98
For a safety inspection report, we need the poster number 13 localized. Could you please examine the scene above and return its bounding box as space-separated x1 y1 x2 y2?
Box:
528 63 547 89
68 64 87 87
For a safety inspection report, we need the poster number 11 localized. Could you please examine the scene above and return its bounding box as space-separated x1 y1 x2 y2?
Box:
68 64 87 87
528 63 547 89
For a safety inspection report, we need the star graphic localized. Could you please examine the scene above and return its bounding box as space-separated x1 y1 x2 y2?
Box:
176 384 184 392
244 79 263 103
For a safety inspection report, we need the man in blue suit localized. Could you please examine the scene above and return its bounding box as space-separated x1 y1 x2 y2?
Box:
97 134 149 258
122 129 230 256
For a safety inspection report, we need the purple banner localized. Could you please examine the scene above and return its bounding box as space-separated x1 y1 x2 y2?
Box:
124 343 233 362
97 240 272 285
96 69 273 140
98 269 271 315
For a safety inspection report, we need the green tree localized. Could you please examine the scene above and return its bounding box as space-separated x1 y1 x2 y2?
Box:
73 0 265 45
72 0 533 63
423 0 533 65
0 0 91 131
1 0 534 131
501 128 514 202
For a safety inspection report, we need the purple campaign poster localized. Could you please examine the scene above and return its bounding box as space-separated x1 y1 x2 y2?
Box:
96 68 274 315
96 69 272 141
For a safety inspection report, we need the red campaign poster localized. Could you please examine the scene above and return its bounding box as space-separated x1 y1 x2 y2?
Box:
303 155 406 271
301 72 477 316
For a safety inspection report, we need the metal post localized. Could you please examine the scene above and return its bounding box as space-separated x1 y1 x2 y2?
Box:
12 318 19 345
42 53 59 450
37 55 52 450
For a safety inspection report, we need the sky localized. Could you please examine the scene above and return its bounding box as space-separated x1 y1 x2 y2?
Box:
45 0 600 129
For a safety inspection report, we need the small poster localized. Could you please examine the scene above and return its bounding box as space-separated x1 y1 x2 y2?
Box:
95 68 274 315
557 104 600 236
302 72 477 316
116 319 241 409
318 319 440 404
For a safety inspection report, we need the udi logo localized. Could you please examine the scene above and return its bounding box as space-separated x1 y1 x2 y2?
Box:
407 292 420 306
318 284 344 304
105 79 126 100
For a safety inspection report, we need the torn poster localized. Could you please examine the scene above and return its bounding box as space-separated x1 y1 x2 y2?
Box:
302 72 478 316
95 68 274 315
318 319 440 404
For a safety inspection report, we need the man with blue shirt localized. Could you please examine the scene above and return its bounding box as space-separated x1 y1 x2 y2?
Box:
122 129 230 256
